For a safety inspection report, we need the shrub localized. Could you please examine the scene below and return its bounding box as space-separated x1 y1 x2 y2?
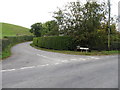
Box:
33 36 75 50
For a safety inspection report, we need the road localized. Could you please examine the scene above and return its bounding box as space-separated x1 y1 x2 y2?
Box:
2 42 118 88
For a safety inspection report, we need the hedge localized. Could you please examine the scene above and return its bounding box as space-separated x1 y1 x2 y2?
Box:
2 36 34 51
33 36 120 51
110 41 120 50
33 36 75 50
1 35 34 59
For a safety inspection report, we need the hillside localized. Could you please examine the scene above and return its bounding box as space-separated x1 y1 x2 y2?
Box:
1 23 33 38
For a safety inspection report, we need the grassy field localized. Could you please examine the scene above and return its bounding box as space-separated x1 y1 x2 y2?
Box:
1 23 33 38
31 43 120 56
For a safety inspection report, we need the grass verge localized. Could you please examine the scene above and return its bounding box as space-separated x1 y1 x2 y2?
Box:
30 43 120 56
1 45 12 59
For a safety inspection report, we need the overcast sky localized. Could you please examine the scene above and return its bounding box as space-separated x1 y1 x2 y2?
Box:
0 0 119 28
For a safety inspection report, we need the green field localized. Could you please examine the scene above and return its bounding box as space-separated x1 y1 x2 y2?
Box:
1 23 33 38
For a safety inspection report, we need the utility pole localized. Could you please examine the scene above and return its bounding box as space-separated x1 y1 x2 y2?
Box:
108 0 111 50
118 1 120 31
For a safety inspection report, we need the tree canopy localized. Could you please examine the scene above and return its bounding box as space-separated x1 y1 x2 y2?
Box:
42 20 59 36
30 23 43 37
53 1 109 50
30 1 119 50
30 20 59 37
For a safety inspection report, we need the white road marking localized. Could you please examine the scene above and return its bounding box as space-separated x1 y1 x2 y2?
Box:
61 61 66 62
2 56 101 72
71 58 87 61
80 58 86 61
37 54 41 56
45 64 49 66
37 65 46 67
61 60 68 63
70 59 77 61
2 69 16 72
54 63 60 65
20 66 35 70
37 54 55 60
90 57 100 59
2 64 51 72
42 55 48 58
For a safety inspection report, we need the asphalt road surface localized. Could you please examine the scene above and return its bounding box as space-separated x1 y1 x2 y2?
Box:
2 42 118 88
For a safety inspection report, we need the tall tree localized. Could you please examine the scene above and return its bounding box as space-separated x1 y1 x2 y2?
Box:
30 23 43 37
43 20 59 36
53 9 65 34
53 1 108 49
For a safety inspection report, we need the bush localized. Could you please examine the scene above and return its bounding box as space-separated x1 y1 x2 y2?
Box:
33 36 75 50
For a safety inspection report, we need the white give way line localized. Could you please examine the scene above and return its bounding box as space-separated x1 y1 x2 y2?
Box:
1 54 100 72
